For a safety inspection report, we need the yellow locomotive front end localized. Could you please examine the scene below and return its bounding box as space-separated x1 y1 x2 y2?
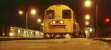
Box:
43 4 75 38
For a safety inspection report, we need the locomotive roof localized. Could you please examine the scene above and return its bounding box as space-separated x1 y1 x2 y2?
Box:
46 4 72 10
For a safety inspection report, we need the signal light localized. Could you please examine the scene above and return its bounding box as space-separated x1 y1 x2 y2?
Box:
104 18 110 23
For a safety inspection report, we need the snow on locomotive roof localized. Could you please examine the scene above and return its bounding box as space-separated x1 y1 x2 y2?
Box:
46 4 72 10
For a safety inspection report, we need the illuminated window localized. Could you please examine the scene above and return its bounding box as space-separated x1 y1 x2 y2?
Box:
46 10 54 19
62 10 71 19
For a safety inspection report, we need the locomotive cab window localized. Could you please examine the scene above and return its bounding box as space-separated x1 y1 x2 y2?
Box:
46 10 54 19
62 10 71 19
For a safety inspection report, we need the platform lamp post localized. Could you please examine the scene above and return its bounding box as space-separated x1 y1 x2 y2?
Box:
18 8 37 30
84 0 92 38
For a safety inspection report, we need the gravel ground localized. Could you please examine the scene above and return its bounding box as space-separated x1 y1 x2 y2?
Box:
0 38 111 50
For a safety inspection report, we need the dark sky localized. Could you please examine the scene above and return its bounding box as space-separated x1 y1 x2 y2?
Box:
0 0 79 29
98 0 111 16
0 0 111 35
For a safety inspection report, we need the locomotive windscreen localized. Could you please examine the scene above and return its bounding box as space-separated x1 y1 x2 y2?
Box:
62 10 71 19
46 10 54 19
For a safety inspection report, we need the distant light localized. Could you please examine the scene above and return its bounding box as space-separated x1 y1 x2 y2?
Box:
85 14 90 20
85 30 89 34
85 29 90 38
2 32 5 36
89 28 93 32
84 0 92 7
24 30 27 33
85 21 90 25
37 18 42 23
30 8 37 16
31 32 33 34
9 32 14 37
105 18 110 23
10 28 14 31
41 23 44 26
18 29 20 33
18 10 23 15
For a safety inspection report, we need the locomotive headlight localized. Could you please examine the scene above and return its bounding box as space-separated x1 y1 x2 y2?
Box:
52 21 56 24
60 20 64 24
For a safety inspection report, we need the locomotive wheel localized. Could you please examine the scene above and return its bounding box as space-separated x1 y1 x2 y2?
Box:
44 33 72 39
64 34 71 39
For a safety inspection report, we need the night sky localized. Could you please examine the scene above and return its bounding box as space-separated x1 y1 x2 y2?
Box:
97 0 111 37
0 0 79 29
0 0 111 37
